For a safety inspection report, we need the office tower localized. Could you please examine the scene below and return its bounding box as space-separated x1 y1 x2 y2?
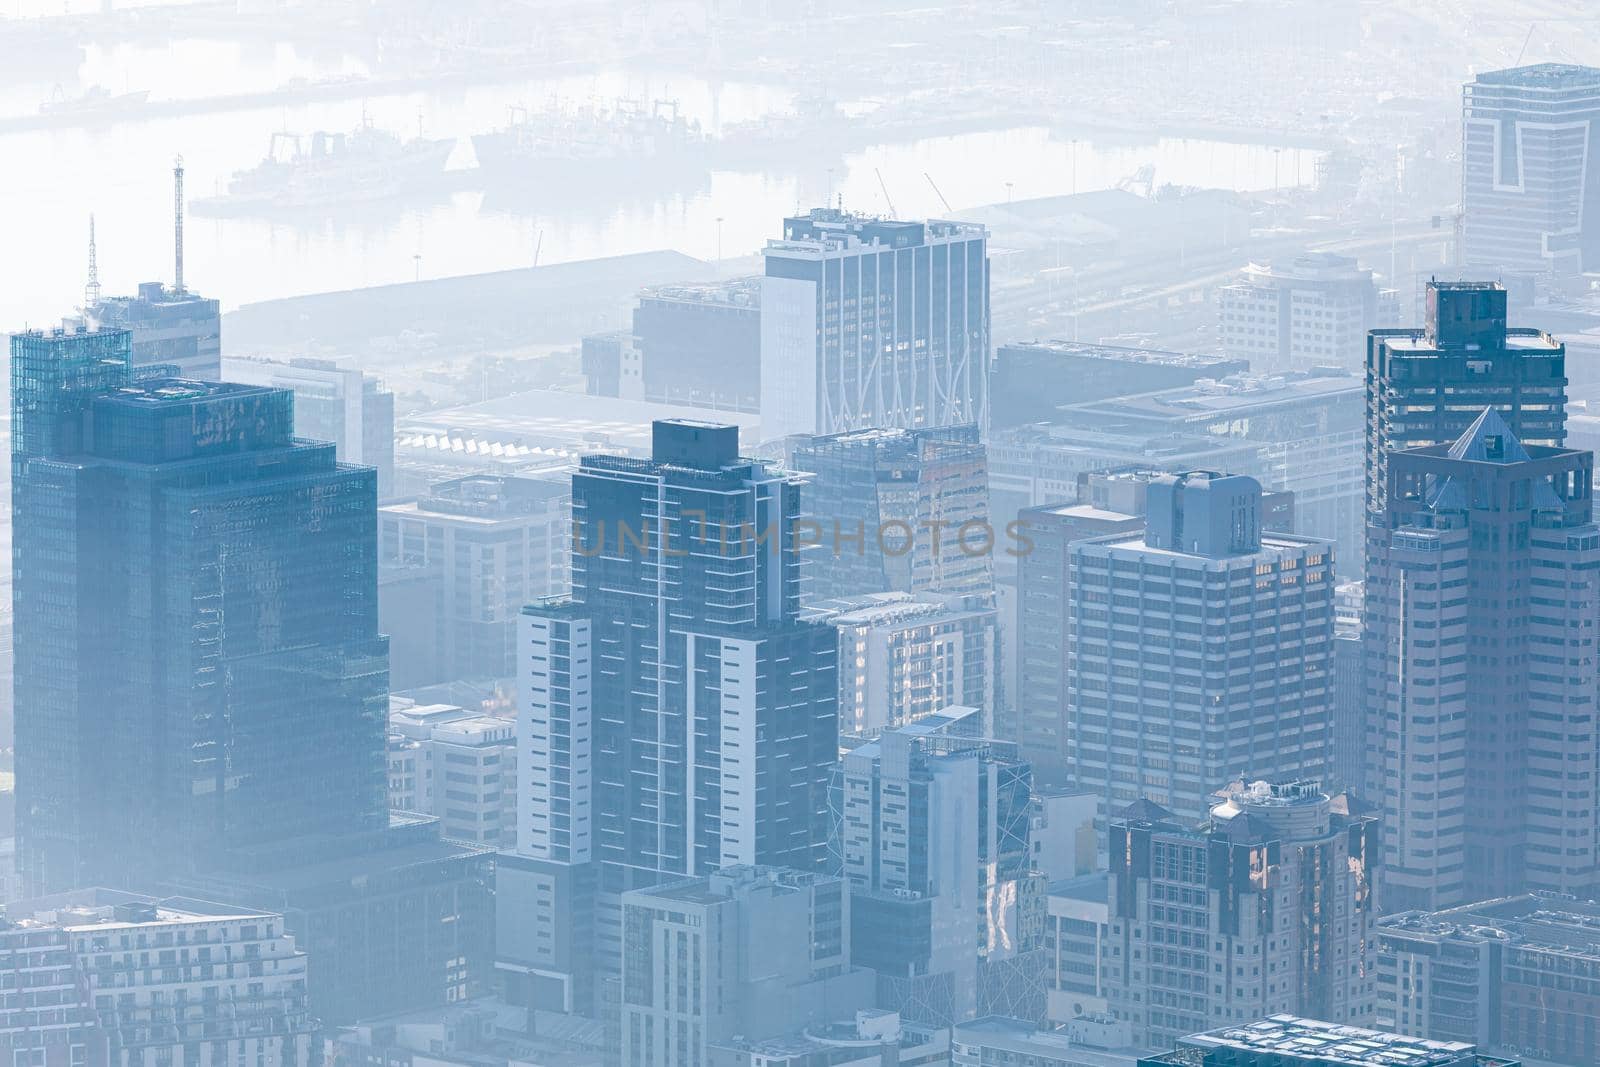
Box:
619 866 873 1067
1463 64 1600 279
1136 1016 1519 1067
1044 873 1111 1027
1108 780 1382 1049
835 712 1044 1027
87 282 221 381
223 356 396 499
1363 411 1600 910
990 341 1246 430
1332 626 1363 792
993 370 1362 573
1013 470 1296 774
810 591 998 736
761 209 989 441
1377 895 1600 1067
515 421 838 1001
1063 472 1333 819
10 327 494 1025
380 473 570 686
386 701 517 849
633 278 761 412
11 326 388 894
788 424 994 604
0 890 316 1067
1366 282 1565 517
1218 253 1399 374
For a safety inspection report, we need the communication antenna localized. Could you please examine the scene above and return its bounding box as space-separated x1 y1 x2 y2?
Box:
85 214 101 309
173 155 186 295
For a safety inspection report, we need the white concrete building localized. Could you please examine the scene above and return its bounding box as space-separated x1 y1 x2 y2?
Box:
1218 253 1398 374
387 700 516 849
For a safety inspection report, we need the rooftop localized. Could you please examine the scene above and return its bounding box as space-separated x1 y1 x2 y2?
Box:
1049 872 1110 905
1156 1015 1510 1067
1474 62 1600 89
1379 893 1600 957
1001 339 1235 370
1063 371 1360 423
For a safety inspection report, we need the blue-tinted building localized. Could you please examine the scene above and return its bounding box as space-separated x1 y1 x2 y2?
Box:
12 325 387 892
516 419 839 1013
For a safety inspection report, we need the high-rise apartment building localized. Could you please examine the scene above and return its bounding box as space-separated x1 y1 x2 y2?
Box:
1064 472 1334 819
619 866 873 1067
761 209 989 440
1218 253 1398 373
0 890 316 1067
810 591 999 736
1366 282 1565 517
835 712 1044 1028
788 424 994 604
380 473 570 686
87 282 221 381
11 327 388 895
1107 781 1382 1049
1463 63 1600 279
1362 410 1600 911
515 421 838 1002
223 357 396 499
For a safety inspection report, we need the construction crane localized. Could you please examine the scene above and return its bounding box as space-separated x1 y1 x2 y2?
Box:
924 172 952 213
875 168 897 219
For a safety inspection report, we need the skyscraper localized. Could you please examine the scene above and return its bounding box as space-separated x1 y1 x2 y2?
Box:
788 424 994 604
1107 780 1382 1048
760 209 989 440
1463 63 1600 279
515 420 839 999
1363 410 1600 910
12 326 388 895
1064 472 1334 819
1366 282 1566 517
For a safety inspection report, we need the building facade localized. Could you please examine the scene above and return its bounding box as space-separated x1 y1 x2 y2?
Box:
810 591 999 736
620 867 873 1067
1108 782 1382 1049
1463 63 1600 279
835 713 1044 1028
87 282 221 381
1362 410 1600 911
1218 253 1398 374
1064 472 1334 820
634 279 762 412
516 420 839 1004
222 357 396 500
1377 894 1600 1067
380 473 570 686
11 327 389 896
1365 282 1566 518
789 424 994 605
387 701 516 849
0 891 315 1067
761 209 989 440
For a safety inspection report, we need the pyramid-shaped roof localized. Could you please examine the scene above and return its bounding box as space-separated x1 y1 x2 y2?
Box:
1446 407 1531 464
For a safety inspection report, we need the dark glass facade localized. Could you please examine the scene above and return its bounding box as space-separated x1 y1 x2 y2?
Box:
12 327 387 896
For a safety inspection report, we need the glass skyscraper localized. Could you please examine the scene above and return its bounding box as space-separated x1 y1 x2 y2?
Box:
12 325 388 896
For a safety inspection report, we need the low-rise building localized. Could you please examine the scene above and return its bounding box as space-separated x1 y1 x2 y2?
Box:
952 1015 1146 1067
387 701 516 849
1046 875 1111 1028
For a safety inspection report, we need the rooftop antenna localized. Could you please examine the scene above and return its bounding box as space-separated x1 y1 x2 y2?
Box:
84 213 101 309
173 155 185 295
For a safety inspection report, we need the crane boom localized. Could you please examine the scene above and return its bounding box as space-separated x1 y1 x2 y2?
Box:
875 168 897 219
924 172 952 213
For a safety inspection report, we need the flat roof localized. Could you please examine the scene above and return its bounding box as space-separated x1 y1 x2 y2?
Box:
1170 1016 1499 1067
1065 372 1360 423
